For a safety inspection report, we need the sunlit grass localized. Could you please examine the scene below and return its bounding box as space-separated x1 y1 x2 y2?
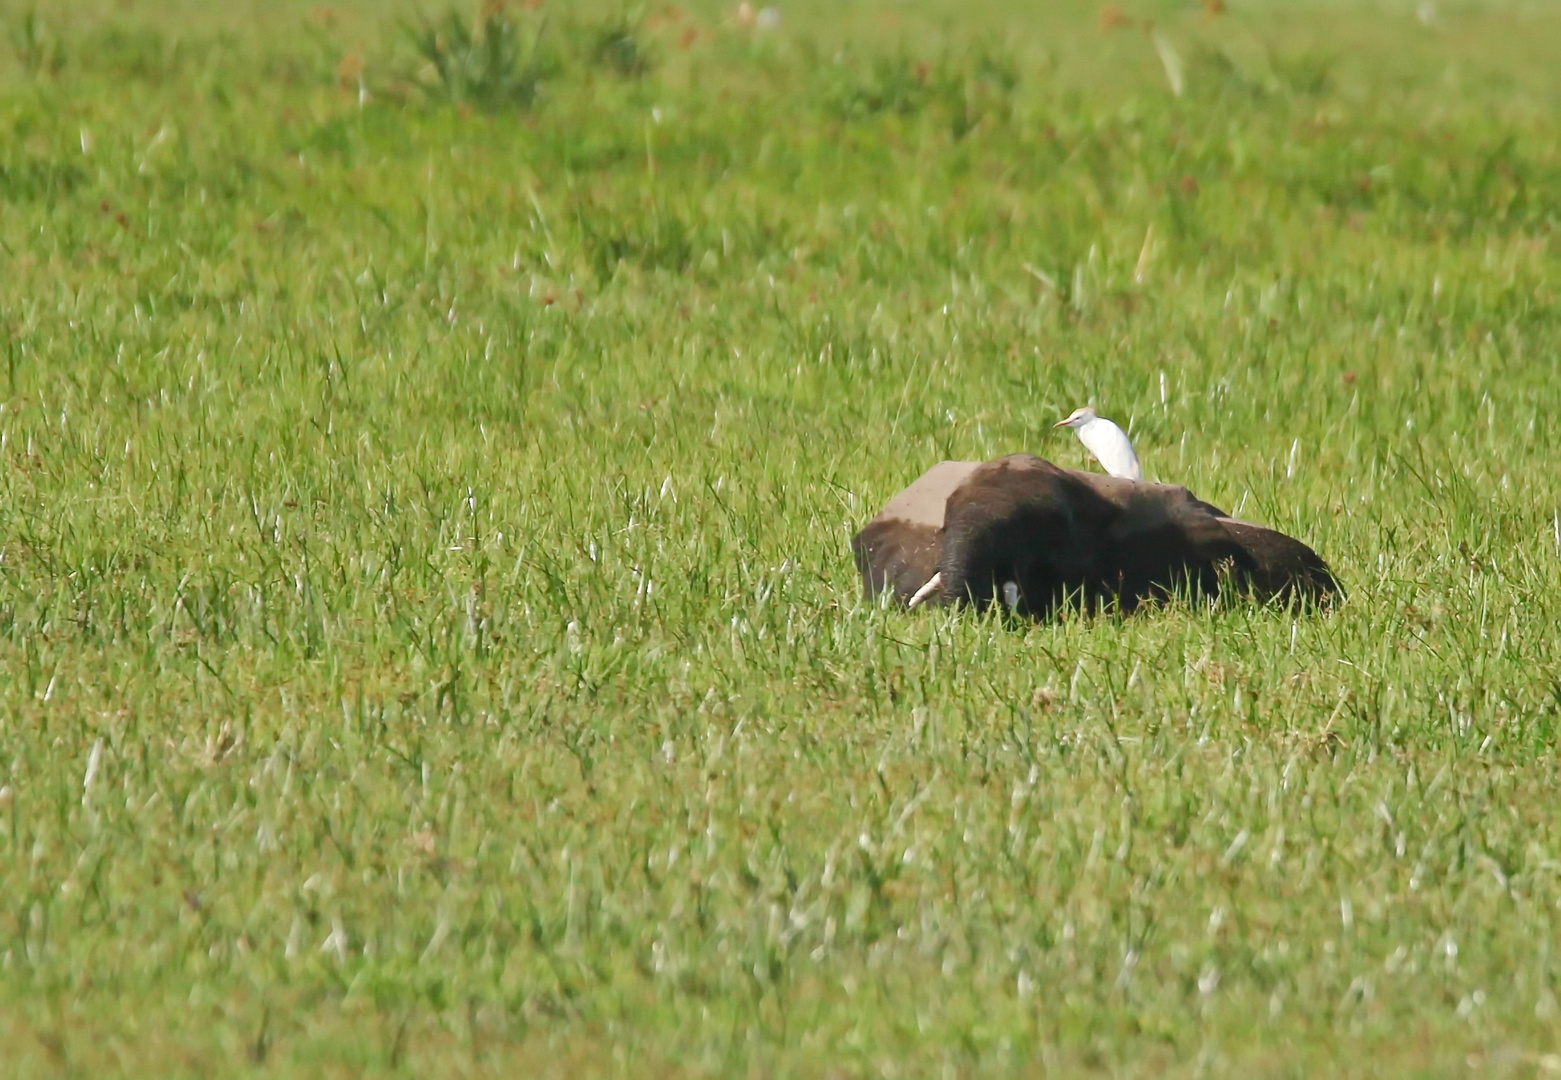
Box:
4 0 1561 1076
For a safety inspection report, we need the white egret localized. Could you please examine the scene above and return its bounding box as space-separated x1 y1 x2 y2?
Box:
1054 407 1142 482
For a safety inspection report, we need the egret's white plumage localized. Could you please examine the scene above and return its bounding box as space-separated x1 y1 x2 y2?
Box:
1054 407 1142 482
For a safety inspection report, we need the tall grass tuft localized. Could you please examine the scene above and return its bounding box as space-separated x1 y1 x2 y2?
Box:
9 9 64 77
584 7 654 79
402 1 555 110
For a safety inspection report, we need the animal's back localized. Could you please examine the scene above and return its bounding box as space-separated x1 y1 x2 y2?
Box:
851 461 980 601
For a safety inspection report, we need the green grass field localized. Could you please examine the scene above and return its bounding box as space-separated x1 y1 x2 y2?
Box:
5 0 1561 1075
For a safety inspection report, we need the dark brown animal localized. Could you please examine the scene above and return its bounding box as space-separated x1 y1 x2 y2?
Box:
852 455 1338 618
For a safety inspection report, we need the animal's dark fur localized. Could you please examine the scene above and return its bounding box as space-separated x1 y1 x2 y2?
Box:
851 518 941 603
854 454 1338 617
